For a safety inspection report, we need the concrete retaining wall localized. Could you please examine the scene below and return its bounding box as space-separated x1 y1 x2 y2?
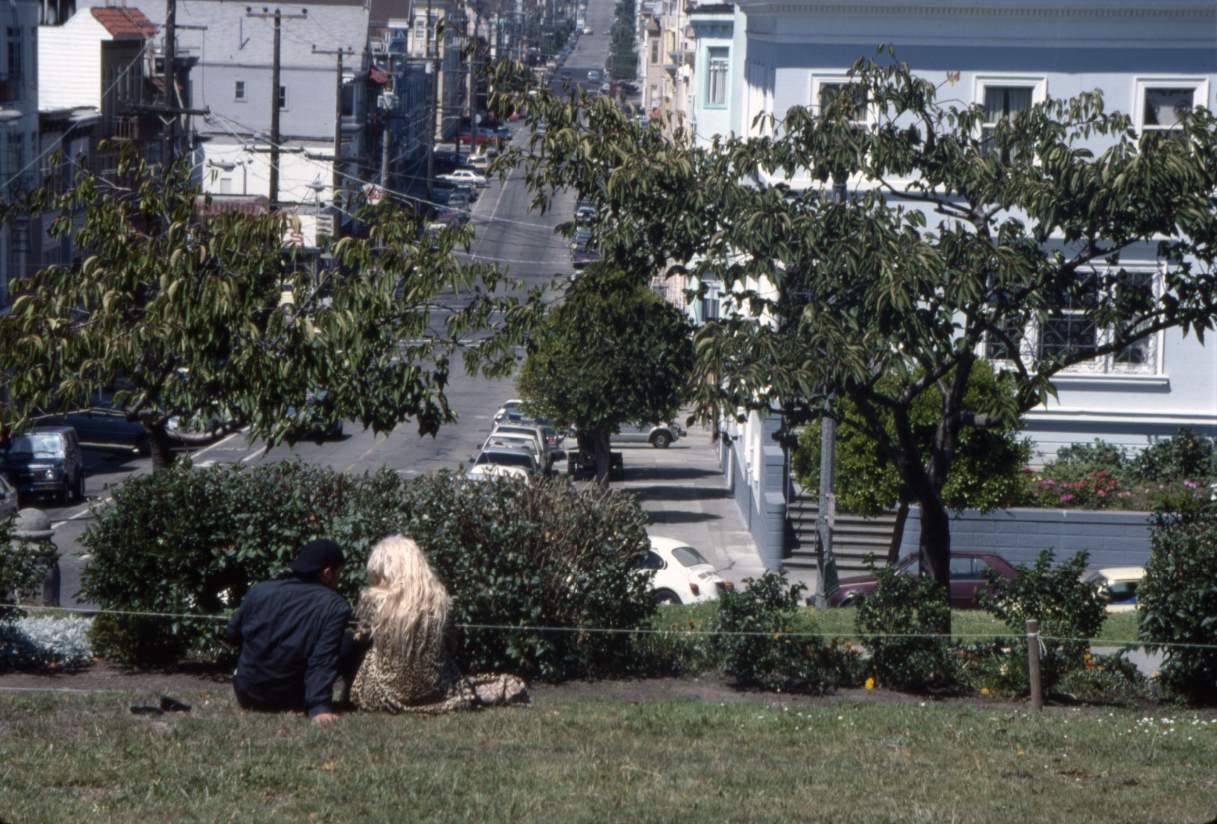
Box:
899 506 1153 569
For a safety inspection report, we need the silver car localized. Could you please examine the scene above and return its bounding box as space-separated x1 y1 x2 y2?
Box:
611 422 685 449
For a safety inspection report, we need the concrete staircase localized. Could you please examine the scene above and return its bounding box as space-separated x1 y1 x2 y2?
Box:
784 494 900 576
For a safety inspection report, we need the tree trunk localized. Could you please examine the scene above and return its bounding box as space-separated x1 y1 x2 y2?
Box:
590 428 612 487
147 424 178 472
917 493 952 633
887 498 910 565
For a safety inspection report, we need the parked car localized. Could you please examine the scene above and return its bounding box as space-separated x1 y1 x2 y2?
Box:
473 446 540 474
467 154 492 172
1082 566 1144 613
481 433 544 468
455 128 496 146
438 169 488 188
465 463 531 484
571 240 600 269
2 427 86 504
611 421 685 449
37 407 151 454
636 537 731 605
284 390 344 442
583 26 593 34
0 474 19 521
493 422 564 471
827 552 1019 609
493 398 529 422
494 125 512 138
575 202 597 224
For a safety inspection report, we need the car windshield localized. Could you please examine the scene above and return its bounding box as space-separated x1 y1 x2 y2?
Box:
671 546 710 568
477 451 533 469
1106 580 1139 604
7 433 64 457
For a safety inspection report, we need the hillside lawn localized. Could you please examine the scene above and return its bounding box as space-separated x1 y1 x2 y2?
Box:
2 683 1214 823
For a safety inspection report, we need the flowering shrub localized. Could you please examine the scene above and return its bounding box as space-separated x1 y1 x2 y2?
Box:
0 616 93 671
1020 430 1216 511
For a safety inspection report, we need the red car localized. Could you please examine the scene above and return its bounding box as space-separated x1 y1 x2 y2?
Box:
455 128 496 146
827 552 1019 609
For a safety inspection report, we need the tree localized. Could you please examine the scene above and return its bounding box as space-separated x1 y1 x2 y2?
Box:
517 268 694 483
793 361 1030 562
0 146 529 468
505 55 1217 612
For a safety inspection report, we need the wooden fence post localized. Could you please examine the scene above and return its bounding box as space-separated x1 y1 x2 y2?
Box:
1026 618 1042 712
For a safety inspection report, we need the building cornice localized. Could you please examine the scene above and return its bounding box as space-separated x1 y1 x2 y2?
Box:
737 1 1217 19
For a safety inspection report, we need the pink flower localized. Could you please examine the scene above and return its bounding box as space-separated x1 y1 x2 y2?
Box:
1060 493 1076 503
1184 480 1199 489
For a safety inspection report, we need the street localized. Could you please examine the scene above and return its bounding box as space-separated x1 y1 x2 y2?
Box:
43 0 625 609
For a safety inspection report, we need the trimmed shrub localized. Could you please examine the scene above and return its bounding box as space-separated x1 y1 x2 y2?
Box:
80 461 654 678
1139 499 1217 704
979 550 1106 695
1056 651 1150 705
81 460 407 665
855 565 959 692
713 571 862 693
397 473 655 679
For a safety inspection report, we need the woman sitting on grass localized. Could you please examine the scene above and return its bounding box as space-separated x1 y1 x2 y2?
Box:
351 535 527 713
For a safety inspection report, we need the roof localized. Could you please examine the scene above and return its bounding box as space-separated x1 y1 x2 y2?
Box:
90 6 158 39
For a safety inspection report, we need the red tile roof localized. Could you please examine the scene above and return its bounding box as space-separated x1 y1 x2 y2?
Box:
91 6 158 39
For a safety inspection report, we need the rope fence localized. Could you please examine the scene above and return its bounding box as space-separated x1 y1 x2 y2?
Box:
6 602 1217 650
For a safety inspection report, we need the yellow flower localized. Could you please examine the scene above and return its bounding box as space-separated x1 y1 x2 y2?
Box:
864 677 875 690
980 687 990 696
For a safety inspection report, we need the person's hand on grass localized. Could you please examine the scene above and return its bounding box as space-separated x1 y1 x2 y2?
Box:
312 712 340 725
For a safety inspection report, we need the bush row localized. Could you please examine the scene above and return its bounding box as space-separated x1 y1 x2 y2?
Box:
81 460 654 679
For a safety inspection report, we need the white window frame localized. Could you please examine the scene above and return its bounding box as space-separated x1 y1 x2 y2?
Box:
973 74 1047 160
810 73 878 129
986 262 1164 377
1133 77 1209 135
705 46 729 109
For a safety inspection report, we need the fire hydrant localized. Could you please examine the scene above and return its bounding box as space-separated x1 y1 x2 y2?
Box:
12 508 60 607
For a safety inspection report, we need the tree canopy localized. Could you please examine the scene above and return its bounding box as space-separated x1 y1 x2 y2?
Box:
0 146 533 466
518 267 694 482
503 53 1217 602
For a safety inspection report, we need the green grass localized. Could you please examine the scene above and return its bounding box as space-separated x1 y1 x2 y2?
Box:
1 690 1214 822
655 604 1141 645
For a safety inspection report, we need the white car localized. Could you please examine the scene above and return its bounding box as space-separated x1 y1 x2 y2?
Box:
482 433 543 463
466 463 531 484
583 27 593 34
637 536 730 605
1083 566 1145 612
438 169 488 188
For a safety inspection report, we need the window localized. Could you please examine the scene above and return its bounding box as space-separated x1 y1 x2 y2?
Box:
7 27 22 80
414 16 427 54
984 315 1025 362
1136 82 1206 140
1113 271 1156 368
234 80 245 101
650 38 659 65
705 47 728 107
1039 276 1098 362
816 81 867 127
981 85 1033 161
219 177 233 194
277 85 287 109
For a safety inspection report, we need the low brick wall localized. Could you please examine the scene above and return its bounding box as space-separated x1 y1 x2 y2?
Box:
900 506 1153 569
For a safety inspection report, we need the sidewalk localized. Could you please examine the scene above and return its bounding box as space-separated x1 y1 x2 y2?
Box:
617 423 768 586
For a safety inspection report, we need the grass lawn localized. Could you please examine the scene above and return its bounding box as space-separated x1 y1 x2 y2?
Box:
1 689 1214 822
654 604 1141 645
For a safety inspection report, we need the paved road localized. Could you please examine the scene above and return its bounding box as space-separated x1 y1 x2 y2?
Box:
39 0 622 609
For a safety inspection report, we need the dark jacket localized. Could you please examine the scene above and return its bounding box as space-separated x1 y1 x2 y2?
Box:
226 576 352 717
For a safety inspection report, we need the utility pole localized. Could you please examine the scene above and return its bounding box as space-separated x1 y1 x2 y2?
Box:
162 0 177 164
813 176 848 608
425 0 438 195
247 8 308 208
312 44 354 238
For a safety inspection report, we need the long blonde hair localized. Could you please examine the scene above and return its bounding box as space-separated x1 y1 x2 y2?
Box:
356 535 451 664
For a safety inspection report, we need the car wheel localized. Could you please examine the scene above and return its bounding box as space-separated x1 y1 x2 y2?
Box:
839 594 863 608
650 431 671 449
653 590 681 606
75 473 86 503
136 434 152 457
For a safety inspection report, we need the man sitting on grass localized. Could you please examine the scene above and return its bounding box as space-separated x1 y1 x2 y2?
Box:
226 539 366 725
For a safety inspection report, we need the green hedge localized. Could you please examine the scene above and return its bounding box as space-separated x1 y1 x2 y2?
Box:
81 461 654 677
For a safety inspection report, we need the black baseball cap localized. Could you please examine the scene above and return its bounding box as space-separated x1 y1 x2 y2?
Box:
290 539 345 574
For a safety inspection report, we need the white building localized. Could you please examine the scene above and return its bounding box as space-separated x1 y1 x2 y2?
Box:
684 0 1217 566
